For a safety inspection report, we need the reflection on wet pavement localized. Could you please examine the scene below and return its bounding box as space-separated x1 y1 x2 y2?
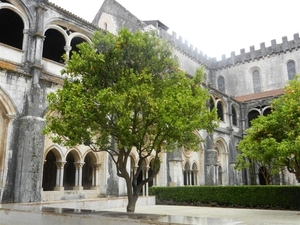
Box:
0 203 299 225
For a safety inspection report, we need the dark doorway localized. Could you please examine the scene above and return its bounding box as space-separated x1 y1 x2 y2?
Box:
42 150 57 191
259 166 267 185
64 152 76 190
148 159 154 188
82 152 94 189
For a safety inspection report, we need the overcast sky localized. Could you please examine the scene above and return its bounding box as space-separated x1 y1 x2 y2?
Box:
50 0 300 60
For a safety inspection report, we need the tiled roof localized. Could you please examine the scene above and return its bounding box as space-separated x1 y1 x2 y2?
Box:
233 88 284 102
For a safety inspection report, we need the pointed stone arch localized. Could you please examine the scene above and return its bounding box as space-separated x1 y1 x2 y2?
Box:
0 87 18 116
214 137 228 185
191 162 198 185
231 103 239 126
0 87 17 200
43 144 63 162
209 94 227 122
42 147 63 191
0 2 31 57
183 161 191 185
63 148 82 190
43 25 68 63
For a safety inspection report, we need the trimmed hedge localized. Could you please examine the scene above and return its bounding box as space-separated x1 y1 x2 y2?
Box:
149 186 300 210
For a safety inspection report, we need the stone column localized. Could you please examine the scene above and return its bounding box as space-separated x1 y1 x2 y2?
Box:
188 170 192 185
1 114 16 202
73 162 84 190
194 170 198 185
145 166 149 196
64 45 72 60
205 133 218 185
91 163 101 190
22 29 29 63
205 148 218 185
54 161 66 191
142 170 145 196
167 148 183 186
14 116 45 203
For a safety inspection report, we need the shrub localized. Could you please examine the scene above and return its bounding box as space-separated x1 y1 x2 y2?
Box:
149 186 300 210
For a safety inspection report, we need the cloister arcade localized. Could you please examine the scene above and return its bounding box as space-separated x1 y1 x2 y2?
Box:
0 2 91 75
42 145 101 192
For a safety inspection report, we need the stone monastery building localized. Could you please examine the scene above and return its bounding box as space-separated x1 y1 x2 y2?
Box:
0 0 299 203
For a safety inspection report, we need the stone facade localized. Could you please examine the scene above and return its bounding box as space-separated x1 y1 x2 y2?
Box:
0 0 297 204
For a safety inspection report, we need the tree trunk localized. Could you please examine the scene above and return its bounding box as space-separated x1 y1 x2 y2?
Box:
124 171 139 213
126 194 138 212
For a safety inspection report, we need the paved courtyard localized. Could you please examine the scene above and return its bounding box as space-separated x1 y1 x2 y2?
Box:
1 201 299 225
105 205 300 225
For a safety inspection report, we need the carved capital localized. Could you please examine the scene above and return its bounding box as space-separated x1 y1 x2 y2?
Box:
55 161 66 168
92 163 101 169
74 162 85 168
6 113 16 121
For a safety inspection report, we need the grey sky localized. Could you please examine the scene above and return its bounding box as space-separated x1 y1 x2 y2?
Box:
51 0 300 60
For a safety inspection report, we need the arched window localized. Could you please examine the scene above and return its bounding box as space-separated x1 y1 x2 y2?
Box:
287 60 296 80
263 107 271 116
217 76 225 93
191 163 198 185
209 97 214 111
43 29 66 63
183 162 190 185
252 70 261 93
231 105 237 126
69 36 87 59
248 110 260 127
217 101 224 121
0 8 24 49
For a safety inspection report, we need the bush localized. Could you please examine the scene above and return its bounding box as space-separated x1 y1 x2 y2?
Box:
149 186 300 210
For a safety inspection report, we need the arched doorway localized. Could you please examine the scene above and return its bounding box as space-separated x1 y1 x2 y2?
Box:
82 152 94 190
148 159 156 188
259 166 268 185
64 151 76 190
0 88 17 200
0 104 9 192
42 150 57 191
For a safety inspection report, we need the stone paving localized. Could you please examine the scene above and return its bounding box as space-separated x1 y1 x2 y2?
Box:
105 205 300 225
1 201 300 225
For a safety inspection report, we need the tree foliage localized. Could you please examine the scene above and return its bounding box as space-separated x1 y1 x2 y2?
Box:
44 29 217 212
236 76 300 184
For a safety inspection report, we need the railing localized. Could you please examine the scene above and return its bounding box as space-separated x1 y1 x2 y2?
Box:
0 43 23 63
42 58 65 76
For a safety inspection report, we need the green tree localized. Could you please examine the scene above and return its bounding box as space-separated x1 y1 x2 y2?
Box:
236 77 300 184
44 29 217 212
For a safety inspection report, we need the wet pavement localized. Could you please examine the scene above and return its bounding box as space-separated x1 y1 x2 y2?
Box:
1 202 300 225
105 205 300 225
